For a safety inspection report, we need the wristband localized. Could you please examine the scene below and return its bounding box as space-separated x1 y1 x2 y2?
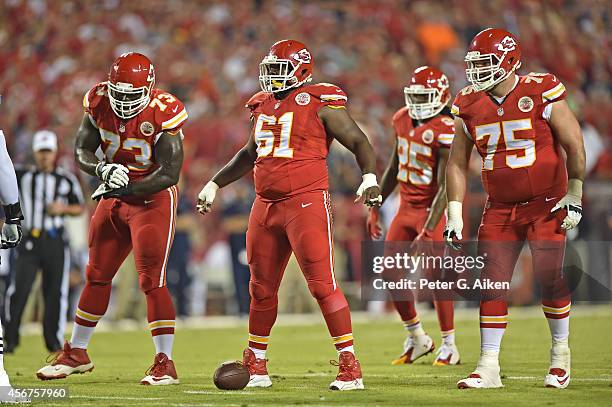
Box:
362 173 378 187
447 201 462 220
3 202 24 224
95 162 104 178
567 178 583 199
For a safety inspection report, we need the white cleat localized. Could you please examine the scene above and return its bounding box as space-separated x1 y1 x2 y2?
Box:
140 353 179 386
247 374 272 388
544 344 571 388
36 342 94 381
329 351 364 391
433 343 461 366
329 378 364 391
457 351 503 389
0 370 30 403
391 334 435 365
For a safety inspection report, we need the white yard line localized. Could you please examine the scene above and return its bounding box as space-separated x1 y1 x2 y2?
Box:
70 395 166 400
269 372 612 382
19 304 612 336
183 390 267 395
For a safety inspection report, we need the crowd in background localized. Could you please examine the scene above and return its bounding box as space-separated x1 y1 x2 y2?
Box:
1 0 610 318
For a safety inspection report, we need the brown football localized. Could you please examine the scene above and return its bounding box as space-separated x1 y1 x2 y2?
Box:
213 361 250 390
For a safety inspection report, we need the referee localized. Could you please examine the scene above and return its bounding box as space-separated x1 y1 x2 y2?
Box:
5 130 85 353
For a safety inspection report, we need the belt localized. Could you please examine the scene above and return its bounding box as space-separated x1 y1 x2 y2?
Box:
29 228 64 239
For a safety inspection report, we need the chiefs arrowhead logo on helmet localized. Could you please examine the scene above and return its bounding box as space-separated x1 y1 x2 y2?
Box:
259 40 314 93
464 28 522 92
107 53 156 120
293 49 312 64
497 36 517 52
404 66 451 121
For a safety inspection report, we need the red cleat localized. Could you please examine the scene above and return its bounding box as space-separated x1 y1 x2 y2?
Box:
140 353 179 385
329 351 364 390
36 341 94 380
242 348 272 387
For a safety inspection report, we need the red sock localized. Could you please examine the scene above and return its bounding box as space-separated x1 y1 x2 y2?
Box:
74 282 111 327
317 289 353 351
146 287 176 336
248 301 278 352
434 300 454 333
392 300 418 328
480 300 508 352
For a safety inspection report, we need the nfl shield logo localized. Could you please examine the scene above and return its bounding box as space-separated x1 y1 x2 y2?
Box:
497 107 504 116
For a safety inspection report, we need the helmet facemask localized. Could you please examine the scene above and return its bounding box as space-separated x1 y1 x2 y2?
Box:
259 55 310 93
404 86 447 120
107 81 152 120
465 51 520 92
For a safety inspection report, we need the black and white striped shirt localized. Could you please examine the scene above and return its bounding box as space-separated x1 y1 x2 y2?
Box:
15 166 84 234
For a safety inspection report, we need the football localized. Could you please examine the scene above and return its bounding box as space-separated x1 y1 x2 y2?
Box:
213 361 250 390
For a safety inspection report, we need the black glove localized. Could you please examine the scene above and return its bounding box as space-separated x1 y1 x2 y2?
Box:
2 202 23 249
92 184 133 201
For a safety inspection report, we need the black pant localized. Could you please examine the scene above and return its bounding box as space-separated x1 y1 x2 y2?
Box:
229 233 250 316
5 233 69 352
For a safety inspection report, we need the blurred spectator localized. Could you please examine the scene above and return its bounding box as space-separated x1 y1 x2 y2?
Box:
221 182 254 317
1 0 609 316
167 186 197 318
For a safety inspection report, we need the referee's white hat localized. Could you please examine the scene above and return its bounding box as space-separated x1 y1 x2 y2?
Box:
32 130 58 152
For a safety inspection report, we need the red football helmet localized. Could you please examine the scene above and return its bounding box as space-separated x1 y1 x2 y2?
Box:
465 28 522 91
404 66 451 120
107 52 155 119
259 40 313 93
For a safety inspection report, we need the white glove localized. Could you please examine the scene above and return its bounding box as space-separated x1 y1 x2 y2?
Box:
443 201 463 250
96 162 130 189
355 173 382 206
91 183 112 201
197 181 219 214
551 179 583 231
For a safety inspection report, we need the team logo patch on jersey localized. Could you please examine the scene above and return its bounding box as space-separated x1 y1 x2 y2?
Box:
295 92 311 106
422 129 434 144
140 121 154 136
518 96 534 112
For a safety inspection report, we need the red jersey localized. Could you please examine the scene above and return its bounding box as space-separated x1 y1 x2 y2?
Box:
246 83 347 201
451 73 568 204
392 107 454 207
83 82 188 181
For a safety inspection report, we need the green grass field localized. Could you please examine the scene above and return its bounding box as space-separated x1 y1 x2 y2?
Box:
7 307 612 406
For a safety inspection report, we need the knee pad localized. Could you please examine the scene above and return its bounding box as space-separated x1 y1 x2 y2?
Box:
139 274 158 293
249 281 278 311
85 265 113 286
306 279 335 301
317 288 349 315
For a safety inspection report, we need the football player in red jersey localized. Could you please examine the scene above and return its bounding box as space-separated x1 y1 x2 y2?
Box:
367 66 459 366
445 29 585 389
197 40 381 391
37 53 187 385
